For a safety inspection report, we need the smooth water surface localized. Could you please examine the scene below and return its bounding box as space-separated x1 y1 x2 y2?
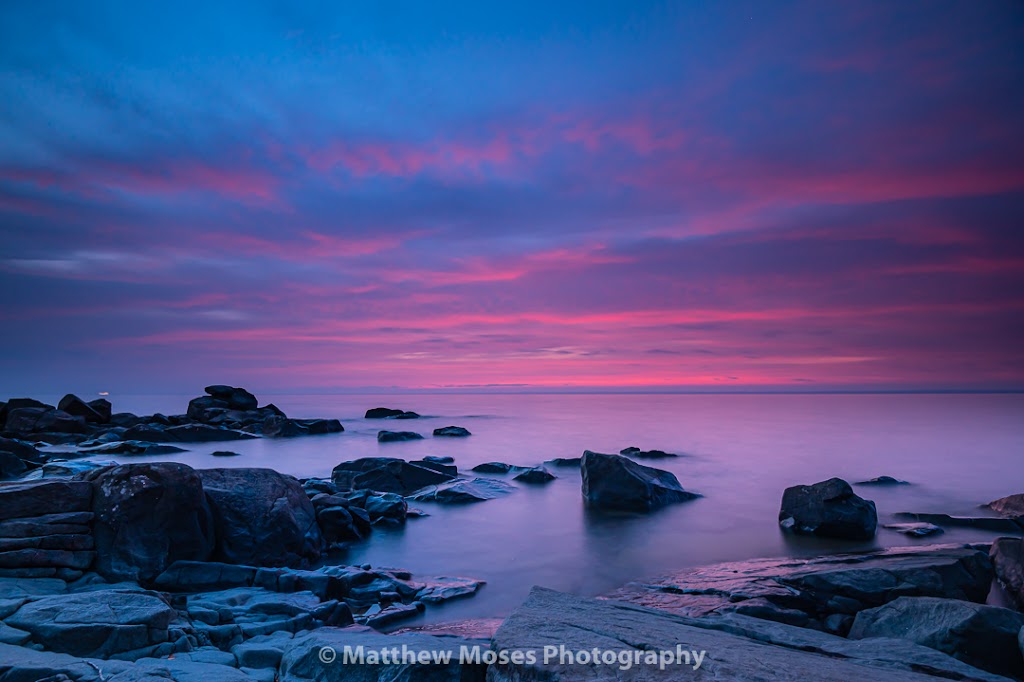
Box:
50 392 1024 625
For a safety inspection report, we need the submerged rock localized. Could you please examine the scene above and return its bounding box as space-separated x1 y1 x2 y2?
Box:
332 457 455 495
620 446 677 459
546 456 582 468
433 426 471 437
581 450 699 512
422 455 455 464
849 596 1024 678
779 477 877 540
513 466 556 484
883 522 944 537
377 430 423 443
893 512 1024 532
471 461 520 474
855 475 910 486
78 440 188 455
408 478 515 504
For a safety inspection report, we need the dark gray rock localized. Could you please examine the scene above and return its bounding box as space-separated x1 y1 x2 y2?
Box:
422 455 454 464
164 424 258 443
198 468 323 568
513 466 556 484
415 576 485 604
87 462 215 583
0 480 92 521
433 426 471 437
260 416 310 438
883 522 944 537
376 430 423 443
4 408 87 435
991 536 1024 610
0 437 44 465
607 544 995 629
490 587 994 682
408 478 514 504
0 511 93 539
364 407 406 419
331 458 455 495
410 459 457 476
87 399 112 423
779 477 877 540
0 453 27 481
893 512 1024 532
620 446 677 458
546 456 581 467
471 461 519 474
57 394 106 424
204 385 259 411
849 596 1024 678
212 450 241 457
581 450 699 512
294 418 343 435
855 475 909 486
79 440 188 456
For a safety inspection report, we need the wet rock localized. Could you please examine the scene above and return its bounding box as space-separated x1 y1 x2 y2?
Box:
620 446 677 459
433 426 471 437
57 394 107 424
164 424 258 442
363 601 424 629
109 412 143 428
893 512 1024 532
0 511 93 540
376 430 423 443
855 475 909 486
415 576 485 604
87 399 112 424
546 456 581 467
513 466 556 484
883 522 944 538
198 468 323 568
408 478 515 504
0 437 44 465
4 588 182 659
260 416 310 438
212 450 241 457
331 457 455 495
364 407 408 419
294 418 343 435
79 440 188 456
581 450 699 512
0 452 27 481
991 536 1024 610
4 408 87 435
316 505 364 545
779 477 877 540
410 458 457 476
0 480 92 521
987 493 1024 519
607 544 994 628
204 385 259 411
422 455 454 464
849 596 1024 678
471 461 519 474
87 462 215 583
23 459 115 479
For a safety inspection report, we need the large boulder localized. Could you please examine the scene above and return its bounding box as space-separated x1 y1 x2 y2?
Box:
198 468 323 568
779 477 877 540
4 407 87 435
987 493 1024 519
331 458 455 495
204 385 259 411
377 430 423 442
86 463 216 583
580 450 699 512
364 407 406 419
433 425 471 437
57 394 106 423
991 536 1024 610
0 452 27 480
4 588 184 660
849 596 1024 678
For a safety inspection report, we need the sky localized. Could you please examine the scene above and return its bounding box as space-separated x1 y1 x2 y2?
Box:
1 1 1023 394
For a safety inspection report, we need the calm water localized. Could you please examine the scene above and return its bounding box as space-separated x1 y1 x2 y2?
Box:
45 392 1024 625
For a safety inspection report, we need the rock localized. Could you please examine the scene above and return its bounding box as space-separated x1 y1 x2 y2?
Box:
470 462 520 474
87 399 112 423
364 407 407 419
513 466 556 484
109 412 143 428
24 459 116 479
5 588 181 659
422 455 454 464
992 537 1024 610
0 480 92 521
490 587 997 682
433 426 471 437
581 450 699 512
620 446 677 459
987 494 1024 519
198 468 323 568
849 596 1024 678
86 463 215 583
187 395 230 421
607 544 994 628
361 492 408 524
79 440 188 456
779 477 877 540
57 395 106 424
546 457 581 467
316 505 364 545
0 453 27 481
294 419 343 435
363 601 424 629
893 512 1024 532
410 459 457 476
204 385 259 411
212 450 241 457
331 458 455 495
855 475 910 486
408 478 514 504
184 587 351 644
415 576 485 604
376 430 423 443
883 522 944 537
279 627 486 681
0 437 44 465
260 416 309 438
4 408 87 435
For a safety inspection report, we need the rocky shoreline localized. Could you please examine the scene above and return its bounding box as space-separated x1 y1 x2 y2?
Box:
1 390 1024 680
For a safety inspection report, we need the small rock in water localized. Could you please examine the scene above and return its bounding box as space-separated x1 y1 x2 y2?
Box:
883 522 944 537
856 475 910 486
409 478 515 504
377 430 424 443
422 455 455 464
433 426 471 437
779 477 877 540
546 457 581 467
619 446 677 459
513 466 556 484
471 461 519 474
211 450 240 457
365 407 407 419
581 451 699 512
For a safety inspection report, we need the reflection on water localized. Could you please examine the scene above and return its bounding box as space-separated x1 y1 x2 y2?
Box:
53 392 1024 623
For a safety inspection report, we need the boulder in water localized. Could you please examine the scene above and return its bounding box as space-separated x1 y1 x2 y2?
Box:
581 450 699 512
433 426 471 437
779 477 877 540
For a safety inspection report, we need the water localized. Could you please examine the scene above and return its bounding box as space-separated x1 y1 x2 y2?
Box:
48 392 1024 626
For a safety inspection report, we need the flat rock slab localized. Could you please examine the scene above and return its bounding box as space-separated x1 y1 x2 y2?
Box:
489 587 1003 681
408 478 515 504
606 543 993 628
0 480 92 521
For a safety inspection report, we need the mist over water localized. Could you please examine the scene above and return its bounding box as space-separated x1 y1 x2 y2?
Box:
52 392 1024 625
